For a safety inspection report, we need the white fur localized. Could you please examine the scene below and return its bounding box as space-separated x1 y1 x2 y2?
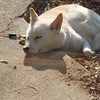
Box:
23 4 100 57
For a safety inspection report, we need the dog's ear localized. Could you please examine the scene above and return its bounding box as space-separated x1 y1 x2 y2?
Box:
30 8 38 22
51 13 63 31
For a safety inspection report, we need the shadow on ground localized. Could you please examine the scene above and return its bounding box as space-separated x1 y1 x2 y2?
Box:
24 50 67 74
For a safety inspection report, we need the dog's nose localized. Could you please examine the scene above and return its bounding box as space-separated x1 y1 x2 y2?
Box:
23 47 29 50
23 47 29 54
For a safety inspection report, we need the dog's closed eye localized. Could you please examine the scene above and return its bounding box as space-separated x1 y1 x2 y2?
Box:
35 36 42 40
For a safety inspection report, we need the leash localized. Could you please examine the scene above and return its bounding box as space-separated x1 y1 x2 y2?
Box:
0 33 26 39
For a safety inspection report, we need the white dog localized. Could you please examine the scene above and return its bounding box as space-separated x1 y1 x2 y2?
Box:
23 4 100 57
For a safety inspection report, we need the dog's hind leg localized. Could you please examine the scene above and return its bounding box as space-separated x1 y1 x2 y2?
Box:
82 40 95 57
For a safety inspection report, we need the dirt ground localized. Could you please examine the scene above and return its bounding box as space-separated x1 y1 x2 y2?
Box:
0 0 100 100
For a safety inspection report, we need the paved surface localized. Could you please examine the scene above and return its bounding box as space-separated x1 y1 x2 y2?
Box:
0 0 92 100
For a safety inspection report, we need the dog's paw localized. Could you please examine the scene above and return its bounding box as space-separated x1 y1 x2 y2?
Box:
83 49 95 58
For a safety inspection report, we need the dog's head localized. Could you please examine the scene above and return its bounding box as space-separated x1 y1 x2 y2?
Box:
23 8 65 55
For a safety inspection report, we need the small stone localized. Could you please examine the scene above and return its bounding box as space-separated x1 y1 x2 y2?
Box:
14 66 17 69
68 83 71 86
18 92 20 94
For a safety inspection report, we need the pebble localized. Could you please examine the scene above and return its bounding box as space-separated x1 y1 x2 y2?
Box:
68 83 71 86
14 66 17 69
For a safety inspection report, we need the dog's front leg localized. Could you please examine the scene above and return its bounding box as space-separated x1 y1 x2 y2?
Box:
82 40 95 57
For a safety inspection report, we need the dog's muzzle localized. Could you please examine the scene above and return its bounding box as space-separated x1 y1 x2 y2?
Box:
23 47 30 54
